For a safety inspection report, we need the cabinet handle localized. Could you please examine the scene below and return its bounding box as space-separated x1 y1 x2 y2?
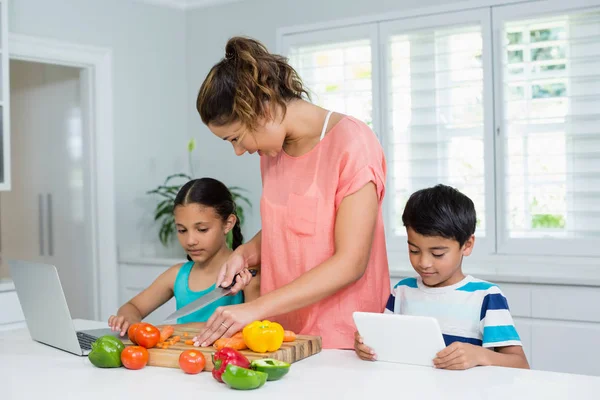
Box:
47 193 54 256
38 194 45 256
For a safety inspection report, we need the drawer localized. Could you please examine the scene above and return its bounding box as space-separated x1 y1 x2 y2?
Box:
0 290 25 325
531 285 600 323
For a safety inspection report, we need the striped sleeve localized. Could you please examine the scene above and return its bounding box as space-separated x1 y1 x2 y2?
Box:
480 287 522 348
384 293 395 314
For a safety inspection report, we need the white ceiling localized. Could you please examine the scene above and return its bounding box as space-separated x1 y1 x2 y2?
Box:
132 0 246 10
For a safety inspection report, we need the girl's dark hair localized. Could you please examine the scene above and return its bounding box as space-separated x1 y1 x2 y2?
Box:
402 184 476 247
174 178 243 260
196 36 310 131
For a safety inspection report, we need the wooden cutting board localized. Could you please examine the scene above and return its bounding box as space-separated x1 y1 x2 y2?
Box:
123 326 322 371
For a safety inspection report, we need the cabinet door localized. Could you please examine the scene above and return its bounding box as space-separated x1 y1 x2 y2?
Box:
531 319 600 376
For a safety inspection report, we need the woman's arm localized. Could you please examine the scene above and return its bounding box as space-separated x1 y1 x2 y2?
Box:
216 230 262 291
242 268 261 302
108 264 180 336
253 182 378 317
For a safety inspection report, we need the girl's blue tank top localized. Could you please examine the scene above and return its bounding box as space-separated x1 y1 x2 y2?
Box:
173 261 244 324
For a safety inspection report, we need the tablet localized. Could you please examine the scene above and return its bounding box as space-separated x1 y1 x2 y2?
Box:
353 312 447 367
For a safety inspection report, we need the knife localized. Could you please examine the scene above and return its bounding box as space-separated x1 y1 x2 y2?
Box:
163 269 258 323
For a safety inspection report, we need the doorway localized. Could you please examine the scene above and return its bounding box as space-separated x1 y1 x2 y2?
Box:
0 60 94 319
0 34 118 321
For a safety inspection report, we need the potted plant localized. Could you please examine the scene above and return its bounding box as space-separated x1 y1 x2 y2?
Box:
147 139 251 249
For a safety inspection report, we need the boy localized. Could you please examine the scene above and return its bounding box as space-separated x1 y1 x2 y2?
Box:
355 184 529 370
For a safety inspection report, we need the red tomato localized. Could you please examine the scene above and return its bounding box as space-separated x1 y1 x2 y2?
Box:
179 350 206 374
121 346 149 370
127 323 148 344
134 324 160 349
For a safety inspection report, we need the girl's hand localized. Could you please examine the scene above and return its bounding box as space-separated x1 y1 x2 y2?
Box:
354 331 376 361
216 252 251 295
108 314 139 337
433 342 486 370
192 302 261 347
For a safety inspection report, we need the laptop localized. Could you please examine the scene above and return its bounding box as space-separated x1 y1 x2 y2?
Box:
8 259 123 356
353 311 447 367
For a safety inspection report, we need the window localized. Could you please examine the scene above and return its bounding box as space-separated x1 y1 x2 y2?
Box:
495 3 600 256
288 39 374 128
382 20 488 241
279 0 600 261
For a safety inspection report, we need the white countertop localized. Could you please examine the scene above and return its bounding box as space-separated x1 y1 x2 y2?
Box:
1 319 599 399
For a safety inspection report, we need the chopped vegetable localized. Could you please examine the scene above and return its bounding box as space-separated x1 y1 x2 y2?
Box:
212 347 251 383
283 330 296 342
159 325 174 342
214 336 248 351
250 358 291 381
222 364 267 390
185 340 194 345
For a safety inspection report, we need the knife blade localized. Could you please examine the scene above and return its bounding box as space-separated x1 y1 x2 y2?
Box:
163 269 257 323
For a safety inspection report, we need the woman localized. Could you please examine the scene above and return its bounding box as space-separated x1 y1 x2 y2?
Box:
192 36 390 350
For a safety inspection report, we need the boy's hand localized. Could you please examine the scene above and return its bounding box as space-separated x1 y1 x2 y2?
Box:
354 331 376 361
433 342 487 370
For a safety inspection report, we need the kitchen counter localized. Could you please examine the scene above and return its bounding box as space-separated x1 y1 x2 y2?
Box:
1 320 599 399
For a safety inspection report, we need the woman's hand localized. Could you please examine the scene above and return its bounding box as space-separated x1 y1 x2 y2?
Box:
192 302 262 347
216 251 251 295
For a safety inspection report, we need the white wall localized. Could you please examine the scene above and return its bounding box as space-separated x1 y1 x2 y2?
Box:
8 0 189 259
184 0 477 241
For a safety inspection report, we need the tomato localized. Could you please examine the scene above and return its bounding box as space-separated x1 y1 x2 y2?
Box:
134 324 160 349
127 323 147 344
121 346 149 370
179 350 206 374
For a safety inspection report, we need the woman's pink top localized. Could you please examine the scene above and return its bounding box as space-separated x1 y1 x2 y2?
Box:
259 115 391 349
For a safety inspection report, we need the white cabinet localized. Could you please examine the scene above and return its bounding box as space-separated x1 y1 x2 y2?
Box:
119 261 178 325
0 286 25 331
0 0 10 191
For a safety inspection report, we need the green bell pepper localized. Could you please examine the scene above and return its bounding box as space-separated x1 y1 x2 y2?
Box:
250 358 291 381
88 335 125 368
221 364 268 390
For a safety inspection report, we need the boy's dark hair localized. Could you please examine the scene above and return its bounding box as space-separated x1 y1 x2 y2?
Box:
174 178 243 261
402 184 476 247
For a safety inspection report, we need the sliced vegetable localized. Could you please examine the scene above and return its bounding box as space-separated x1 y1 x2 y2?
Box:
159 325 174 342
283 330 296 342
185 340 194 345
88 335 125 368
243 320 285 353
214 336 248 351
222 364 267 390
212 347 251 383
121 346 149 370
250 358 290 381
135 324 161 349
179 349 206 374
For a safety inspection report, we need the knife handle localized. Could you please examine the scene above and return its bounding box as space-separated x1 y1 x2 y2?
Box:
223 269 258 290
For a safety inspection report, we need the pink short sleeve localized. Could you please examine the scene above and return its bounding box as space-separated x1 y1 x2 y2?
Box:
334 122 387 208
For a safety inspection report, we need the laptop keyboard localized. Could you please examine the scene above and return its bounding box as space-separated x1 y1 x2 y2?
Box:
76 332 97 351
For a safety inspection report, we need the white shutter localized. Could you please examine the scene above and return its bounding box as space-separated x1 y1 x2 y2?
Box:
280 25 379 131
494 1 600 256
380 9 495 256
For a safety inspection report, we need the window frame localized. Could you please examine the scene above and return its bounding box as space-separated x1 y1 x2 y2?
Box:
492 0 600 257
277 0 600 277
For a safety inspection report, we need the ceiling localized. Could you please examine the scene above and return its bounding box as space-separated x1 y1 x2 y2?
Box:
132 0 246 10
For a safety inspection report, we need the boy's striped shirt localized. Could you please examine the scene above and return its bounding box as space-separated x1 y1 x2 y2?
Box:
385 275 521 348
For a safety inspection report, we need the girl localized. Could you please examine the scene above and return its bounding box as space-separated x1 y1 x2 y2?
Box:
108 177 259 336
191 36 391 349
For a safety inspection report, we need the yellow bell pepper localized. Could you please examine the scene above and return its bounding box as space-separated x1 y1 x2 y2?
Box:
243 320 285 353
